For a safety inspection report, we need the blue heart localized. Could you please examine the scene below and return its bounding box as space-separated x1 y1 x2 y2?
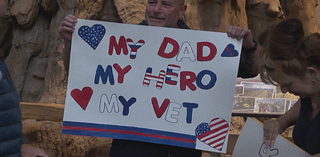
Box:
221 44 239 57
78 24 106 50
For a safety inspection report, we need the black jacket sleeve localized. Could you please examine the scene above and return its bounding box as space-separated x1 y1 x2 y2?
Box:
237 39 258 78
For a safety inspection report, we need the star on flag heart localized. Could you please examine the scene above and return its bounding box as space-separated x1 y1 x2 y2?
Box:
221 44 239 57
195 117 229 151
78 24 106 50
71 87 93 111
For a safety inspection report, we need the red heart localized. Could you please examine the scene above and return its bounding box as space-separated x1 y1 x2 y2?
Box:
71 87 93 111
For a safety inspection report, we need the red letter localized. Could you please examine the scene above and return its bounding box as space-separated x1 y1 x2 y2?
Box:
197 42 217 61
109 36 128 55
158 37 179 58
180 71 197 91
113 64 132 83
151 97 170 118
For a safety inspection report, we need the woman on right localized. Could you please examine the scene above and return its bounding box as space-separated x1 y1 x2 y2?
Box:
258 18 320 156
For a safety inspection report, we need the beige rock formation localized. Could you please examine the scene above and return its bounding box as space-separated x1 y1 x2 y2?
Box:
0 0 319 156
280 0 320 35
38 0 78 104
6 10 51 102
246 0 285 39
185 0 248 32
114 0 145 24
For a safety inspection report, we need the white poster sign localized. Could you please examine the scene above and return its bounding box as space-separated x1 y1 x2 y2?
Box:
233 118 310 156
61 19 242 153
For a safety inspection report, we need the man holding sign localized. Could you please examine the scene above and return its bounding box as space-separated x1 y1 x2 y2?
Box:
59 0 258 156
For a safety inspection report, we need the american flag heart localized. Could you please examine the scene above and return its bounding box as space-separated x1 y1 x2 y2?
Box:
195 117 229 151
78 24 106 50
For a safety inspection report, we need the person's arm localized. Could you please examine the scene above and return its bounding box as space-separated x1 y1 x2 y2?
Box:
263 99 301 147
58 14 77 74
21 144 48 157
227 26 259 78
312 153 320 157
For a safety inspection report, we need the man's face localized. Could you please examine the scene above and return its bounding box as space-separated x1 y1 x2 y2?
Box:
0 0 9 17
145 0 187 28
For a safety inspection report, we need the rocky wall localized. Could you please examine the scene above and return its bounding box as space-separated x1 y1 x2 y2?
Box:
0 0 320 156
1 0 319 104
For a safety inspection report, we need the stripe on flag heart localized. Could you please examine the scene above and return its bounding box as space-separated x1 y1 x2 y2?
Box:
195 117 229 151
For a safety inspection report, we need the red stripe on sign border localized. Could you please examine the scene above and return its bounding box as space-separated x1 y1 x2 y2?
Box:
62 126 196 144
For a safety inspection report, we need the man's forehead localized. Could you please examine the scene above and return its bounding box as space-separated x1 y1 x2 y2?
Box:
148 0 185 4
172 0 185 3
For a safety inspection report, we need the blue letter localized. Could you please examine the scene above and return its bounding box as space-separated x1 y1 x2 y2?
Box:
94 65 115 85
183 102 198 123
119 96 136 116
196 70 216 90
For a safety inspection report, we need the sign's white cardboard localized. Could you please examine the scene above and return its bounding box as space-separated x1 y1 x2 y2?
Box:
232 117 310 157
61 19 242 153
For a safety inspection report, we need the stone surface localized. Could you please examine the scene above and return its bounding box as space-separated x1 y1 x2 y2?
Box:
185 0 248 32
246 0 285 39
10 0 40 28
3 0 320 104
22 119 112 157
280 0 320 35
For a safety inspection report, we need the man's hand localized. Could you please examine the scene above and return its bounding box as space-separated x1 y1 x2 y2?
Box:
59 14 77 73
21 144 48 157
227 26 255 48
58 14 77 44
